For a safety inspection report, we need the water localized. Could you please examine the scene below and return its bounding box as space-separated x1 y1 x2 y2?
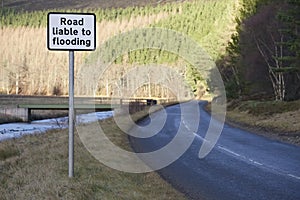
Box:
0 111 113 141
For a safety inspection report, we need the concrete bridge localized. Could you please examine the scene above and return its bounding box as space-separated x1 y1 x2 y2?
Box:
0 96 164 122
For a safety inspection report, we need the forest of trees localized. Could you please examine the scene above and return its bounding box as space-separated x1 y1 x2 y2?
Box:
222 0 300 101
0 0 299 101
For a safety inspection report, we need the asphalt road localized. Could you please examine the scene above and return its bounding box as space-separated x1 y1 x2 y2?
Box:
129 101 300 200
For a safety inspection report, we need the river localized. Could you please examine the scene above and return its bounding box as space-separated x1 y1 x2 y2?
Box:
0 111 113 141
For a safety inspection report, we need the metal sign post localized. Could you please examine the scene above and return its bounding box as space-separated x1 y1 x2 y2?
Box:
68 50 75 177
47 12 96 178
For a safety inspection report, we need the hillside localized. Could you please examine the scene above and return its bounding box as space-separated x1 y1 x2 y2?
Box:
0 0 240 98
1 0 299 101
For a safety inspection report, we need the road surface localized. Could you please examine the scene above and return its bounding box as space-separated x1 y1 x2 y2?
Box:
129 101 300 200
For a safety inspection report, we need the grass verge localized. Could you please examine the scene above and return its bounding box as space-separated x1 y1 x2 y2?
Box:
225 99 300 145
0 105 186 199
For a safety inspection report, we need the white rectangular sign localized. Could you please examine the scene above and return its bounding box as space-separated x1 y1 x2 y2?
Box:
47 13 96 51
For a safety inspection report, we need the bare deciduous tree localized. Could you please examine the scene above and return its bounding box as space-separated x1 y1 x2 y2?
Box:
253 30 286 101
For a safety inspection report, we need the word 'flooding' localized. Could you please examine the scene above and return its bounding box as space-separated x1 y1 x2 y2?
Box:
52 37 91 47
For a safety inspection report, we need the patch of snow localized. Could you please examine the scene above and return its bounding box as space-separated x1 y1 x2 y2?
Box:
0 111 113 142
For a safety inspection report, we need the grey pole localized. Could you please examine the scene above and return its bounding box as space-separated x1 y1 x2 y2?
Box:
69 50 75 177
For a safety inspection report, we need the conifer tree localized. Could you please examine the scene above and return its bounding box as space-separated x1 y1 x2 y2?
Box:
276 0 300 100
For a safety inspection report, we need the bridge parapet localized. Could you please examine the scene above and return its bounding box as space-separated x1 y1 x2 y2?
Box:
0 96 173 123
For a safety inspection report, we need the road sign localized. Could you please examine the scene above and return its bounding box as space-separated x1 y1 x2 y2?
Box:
47 12 96 51
47 12 96 177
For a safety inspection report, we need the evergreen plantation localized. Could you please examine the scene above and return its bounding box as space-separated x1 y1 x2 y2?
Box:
0 0 299 101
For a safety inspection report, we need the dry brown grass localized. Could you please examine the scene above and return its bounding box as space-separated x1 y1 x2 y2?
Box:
225 100 300 145
0 107 187 199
